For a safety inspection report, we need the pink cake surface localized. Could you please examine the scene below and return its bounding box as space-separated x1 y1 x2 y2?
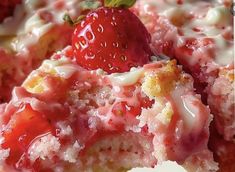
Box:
133 0 234 141
0 0 234 171
0 0 85 102
0 46 217 172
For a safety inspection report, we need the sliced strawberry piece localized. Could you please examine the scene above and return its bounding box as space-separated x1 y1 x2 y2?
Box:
1 104 54 166
72 7 153 74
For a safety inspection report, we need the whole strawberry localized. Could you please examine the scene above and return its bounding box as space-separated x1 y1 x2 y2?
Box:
72 0 153 73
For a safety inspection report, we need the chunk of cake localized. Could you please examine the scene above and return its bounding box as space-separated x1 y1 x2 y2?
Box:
133 0 234 140
0 46 217 171
133 1 234 170
0 0 86 102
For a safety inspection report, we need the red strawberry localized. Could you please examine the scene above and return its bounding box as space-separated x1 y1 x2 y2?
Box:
72 6 153 73
1 104 53 166
0 0 22 22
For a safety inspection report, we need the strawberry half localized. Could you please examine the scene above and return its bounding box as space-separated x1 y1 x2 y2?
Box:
72 0 153 73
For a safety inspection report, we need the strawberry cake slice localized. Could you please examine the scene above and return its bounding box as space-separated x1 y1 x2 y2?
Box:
133 0 234 141
132 1 234 170
0 46 218 172
0 0 89 102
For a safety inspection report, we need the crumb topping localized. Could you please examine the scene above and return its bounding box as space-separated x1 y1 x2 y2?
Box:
219 68 234 82
142 60 180 98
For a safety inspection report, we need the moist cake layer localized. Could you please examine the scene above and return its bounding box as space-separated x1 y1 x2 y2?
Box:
133 0 234 141
0 0 85 102
0 46 217 172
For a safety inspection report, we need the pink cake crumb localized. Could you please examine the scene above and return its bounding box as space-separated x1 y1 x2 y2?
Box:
0 46 217 172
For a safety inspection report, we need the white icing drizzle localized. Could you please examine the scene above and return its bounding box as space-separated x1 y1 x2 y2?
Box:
129 161 187 172
171 86 198 131
54 65 78 79
39 56 78 79
0 0 81 52
213 35 234 66
138 0 233 66
109 68 144 86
